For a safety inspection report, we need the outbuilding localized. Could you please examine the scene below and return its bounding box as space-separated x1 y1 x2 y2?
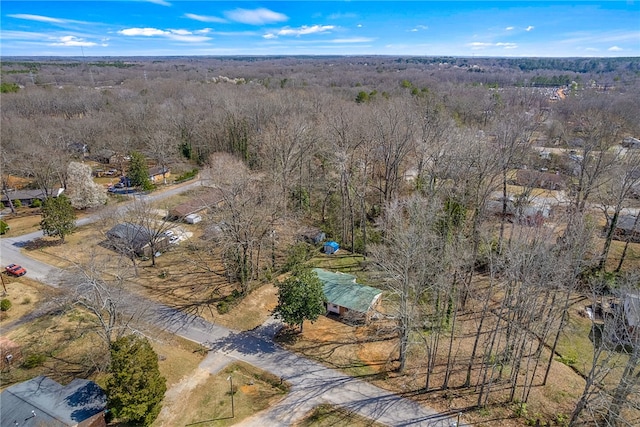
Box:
323 241 339 255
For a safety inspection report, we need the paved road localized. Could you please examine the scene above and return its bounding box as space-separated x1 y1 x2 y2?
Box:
145 300 465 426
0 178 204 280
0 180 467 427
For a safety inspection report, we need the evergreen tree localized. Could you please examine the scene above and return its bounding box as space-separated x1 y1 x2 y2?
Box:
128 151 153 190
107 335 166 426
40 194 76 243
274 268 326 332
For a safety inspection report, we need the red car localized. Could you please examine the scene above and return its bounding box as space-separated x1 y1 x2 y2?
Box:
5 264 27 277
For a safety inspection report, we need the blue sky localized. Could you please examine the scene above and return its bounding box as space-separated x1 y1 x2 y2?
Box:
1 1 639 57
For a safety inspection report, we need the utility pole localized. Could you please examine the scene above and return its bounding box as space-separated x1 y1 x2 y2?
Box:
227 375 235 418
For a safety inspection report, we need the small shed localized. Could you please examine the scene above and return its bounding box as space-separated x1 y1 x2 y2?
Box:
314 268 382 323
0 376 107 427
298 227 326 245
323 241 339 255
185 214 202 224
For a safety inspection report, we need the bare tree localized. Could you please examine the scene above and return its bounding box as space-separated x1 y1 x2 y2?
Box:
570 274 640 427
596 150 640 271
203 153 277 295
60 251 147 353
370 196 441 372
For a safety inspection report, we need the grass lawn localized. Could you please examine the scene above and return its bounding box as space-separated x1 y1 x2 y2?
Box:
155 362 289 427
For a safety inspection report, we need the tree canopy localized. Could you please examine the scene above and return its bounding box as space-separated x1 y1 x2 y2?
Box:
107 335 166 426
128 151 153 190
274 268 326 332
39 194 76 242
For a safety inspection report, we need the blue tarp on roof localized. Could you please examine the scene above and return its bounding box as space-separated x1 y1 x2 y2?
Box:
323 240 339 254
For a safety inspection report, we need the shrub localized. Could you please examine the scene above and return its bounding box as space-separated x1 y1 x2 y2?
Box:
0 82 20 93
0 299 12 311
30 199 42 208
0 220 9 235
174 168 199 183
216 300 229 314
13 199 22 208
22 353 46 369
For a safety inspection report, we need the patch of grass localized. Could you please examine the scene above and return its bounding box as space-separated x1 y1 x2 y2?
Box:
555 353 577 367
309 252 366 272
151 334 208 388
160 362 289 427
294 403 385 427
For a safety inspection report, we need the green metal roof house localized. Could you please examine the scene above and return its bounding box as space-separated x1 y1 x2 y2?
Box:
313 268 382 322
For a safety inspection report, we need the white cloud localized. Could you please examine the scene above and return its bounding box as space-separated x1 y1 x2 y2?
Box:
120 28 167 37
8 14 86 25
146 0 172 6
224 8 288 25
526 26 535 31
496 42 517 49
184 13 227 24
274 25 335 36
469 42 492 49
506 26 514 31
50 35 97 47
118 27 211 42
357 24 363 28
263 24 334 39
608 46 623 51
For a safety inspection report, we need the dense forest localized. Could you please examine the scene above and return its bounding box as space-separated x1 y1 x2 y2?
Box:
1 56 640 426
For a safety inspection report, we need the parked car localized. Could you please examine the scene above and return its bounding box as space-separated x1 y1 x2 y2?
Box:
5 263 27 277
164 230 174 237
169 236 180 245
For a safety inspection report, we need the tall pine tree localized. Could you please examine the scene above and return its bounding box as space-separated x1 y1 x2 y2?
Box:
107 335 166 426
128 151 153 190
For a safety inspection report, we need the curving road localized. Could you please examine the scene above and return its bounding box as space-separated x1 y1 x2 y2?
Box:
0 180 467 427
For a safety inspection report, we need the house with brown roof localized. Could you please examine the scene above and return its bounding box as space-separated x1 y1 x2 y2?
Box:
515 169 568 191
168 188 224 220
